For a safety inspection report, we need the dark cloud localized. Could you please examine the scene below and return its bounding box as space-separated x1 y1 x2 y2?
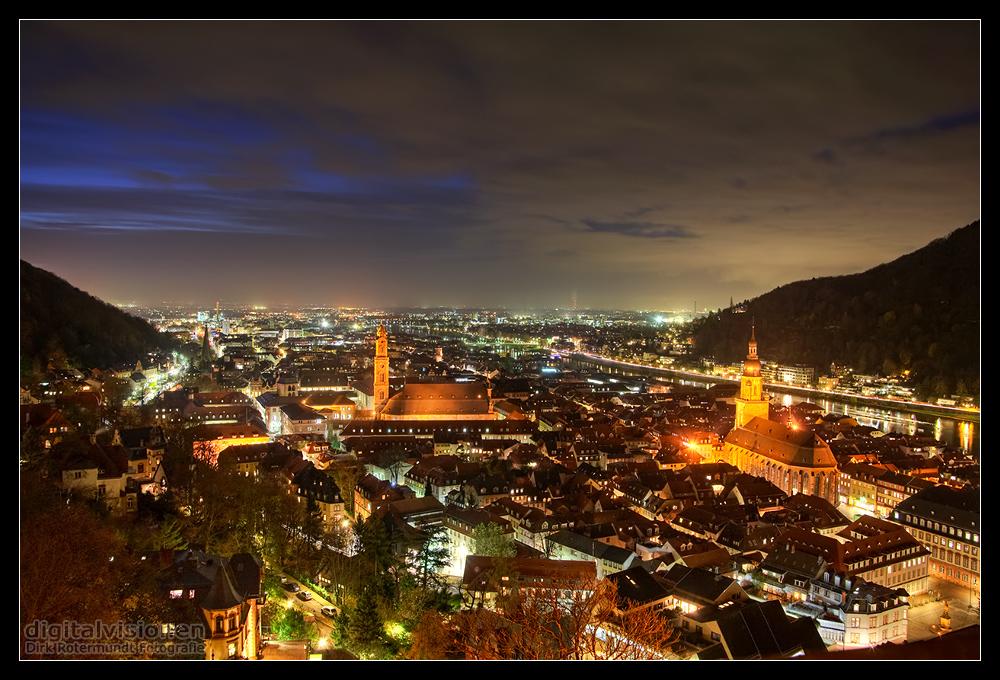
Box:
580 220 697 240
19 20 980 310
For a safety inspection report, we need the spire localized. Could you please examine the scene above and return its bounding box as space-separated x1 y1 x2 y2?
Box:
199 322 213 372
742 323 761 378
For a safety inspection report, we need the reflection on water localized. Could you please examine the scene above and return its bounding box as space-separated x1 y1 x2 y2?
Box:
772 392 978 458
673 378 979 459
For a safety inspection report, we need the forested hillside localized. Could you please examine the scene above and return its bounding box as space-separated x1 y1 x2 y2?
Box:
689 222 980 402
20 261 177 376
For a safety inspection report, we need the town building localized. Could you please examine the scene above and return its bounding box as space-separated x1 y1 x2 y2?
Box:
156 550 264 660
370 324 498 421
680 598 827 659
462 556 597 608
760 516 930 600
719 330 838 504
817 580 910 650
892 485 980 599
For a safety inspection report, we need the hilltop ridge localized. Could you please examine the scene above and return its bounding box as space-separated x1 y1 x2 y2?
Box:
689 221 980 403
20 260 178 377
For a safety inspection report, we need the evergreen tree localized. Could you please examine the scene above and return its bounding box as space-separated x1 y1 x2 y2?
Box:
407 525 451 590
349 581 386 658
356 515 398 601
154 518 188 551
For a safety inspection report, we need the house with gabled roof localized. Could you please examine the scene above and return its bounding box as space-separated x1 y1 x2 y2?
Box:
354 473 413 523
52 437 139 513
605 566 671 613
661 564 749 614
21 404 75 452
290 462 345 527
762 520 930 598
462 556 597 609
156 549 263 660
545 529 640 578
680 598 826 659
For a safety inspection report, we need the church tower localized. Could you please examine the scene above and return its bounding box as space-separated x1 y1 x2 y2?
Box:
722 325 838 503
735 325 769 428
374 324 389 413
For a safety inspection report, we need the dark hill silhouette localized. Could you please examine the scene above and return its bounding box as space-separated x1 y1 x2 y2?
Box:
689 221 980 404
20 261 178 376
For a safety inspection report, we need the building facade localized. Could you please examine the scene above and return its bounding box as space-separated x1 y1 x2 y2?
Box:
892 485 980 601
720 330 838 504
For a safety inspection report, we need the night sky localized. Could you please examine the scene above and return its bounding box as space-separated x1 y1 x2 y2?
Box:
20 21 980 311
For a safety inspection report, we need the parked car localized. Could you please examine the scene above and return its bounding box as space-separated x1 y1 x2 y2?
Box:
283 581 300 593
321 606 336 618
296 590 313 602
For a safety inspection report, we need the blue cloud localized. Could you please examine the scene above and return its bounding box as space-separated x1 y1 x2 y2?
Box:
861 108 980 145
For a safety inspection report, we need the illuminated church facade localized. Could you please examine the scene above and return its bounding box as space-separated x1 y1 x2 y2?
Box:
720 328 839 504
372 325 497 422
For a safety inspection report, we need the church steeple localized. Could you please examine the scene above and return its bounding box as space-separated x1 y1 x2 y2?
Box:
199 322 213 372
735 324 768 428
374 324 389 415
744 323 761 377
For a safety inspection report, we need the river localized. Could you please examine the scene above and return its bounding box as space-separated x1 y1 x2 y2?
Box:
572 354 980 459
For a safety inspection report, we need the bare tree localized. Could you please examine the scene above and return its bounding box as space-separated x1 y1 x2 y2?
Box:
449 579 677 660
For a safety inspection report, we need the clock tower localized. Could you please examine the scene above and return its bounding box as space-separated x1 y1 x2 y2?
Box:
735 326 769 428
374 324 389 413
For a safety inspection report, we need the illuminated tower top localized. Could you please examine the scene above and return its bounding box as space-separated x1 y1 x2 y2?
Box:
735 324 768 428
744 324 761 377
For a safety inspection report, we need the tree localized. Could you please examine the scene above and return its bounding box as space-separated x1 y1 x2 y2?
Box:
20 477 166 658
154 518 188 551
270 607 316 643
407 610 457 660
355 515 398 601
449 580 677 660
406 525 451 590
348 581 387 658
100 376 135 429
472 522 515 558
327 459 366 515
